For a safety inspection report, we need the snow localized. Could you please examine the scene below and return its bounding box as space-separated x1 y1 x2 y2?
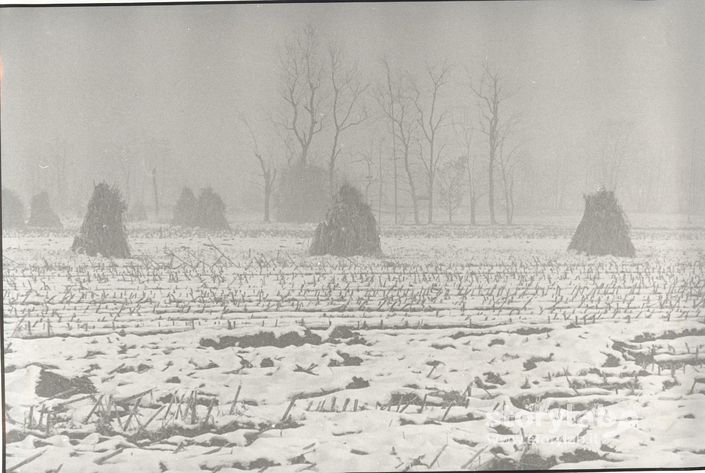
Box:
3 222 704 471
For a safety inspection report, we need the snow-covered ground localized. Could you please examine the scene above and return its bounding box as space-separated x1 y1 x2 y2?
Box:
3 222 704 471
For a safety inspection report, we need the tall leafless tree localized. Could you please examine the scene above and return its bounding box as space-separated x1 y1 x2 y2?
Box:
497 135 522 225
376 59 421 224
412 62 451 224
353 139 378 209
437 155 466 224
687 131 698 222
453 112 482 225
469 62 515 225
376 59 399 223
242 117 277 223
277 25 326 166
327 45 368 194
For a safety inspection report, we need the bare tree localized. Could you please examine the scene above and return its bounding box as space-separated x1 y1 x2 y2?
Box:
412 62 451 224
52 138 68 212
497 136 522 225
277 25 326 166
243 117 277 223
382 60 398 225
549 150 568 211
353 142 377 204
351 136 386 223
375 59 399 223
376 138 385 224
437 155 466 223
115 143 133 206
687 130 699 222
453 111 482 225
327 45 368 194
376 59 421 224
468 62 515 225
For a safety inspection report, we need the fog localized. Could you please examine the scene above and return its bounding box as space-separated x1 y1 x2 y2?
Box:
1 1 703 223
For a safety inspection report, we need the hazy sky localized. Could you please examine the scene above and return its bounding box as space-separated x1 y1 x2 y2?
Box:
1 1 703 212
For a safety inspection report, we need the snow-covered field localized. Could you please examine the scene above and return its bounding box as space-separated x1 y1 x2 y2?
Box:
3 222 705 472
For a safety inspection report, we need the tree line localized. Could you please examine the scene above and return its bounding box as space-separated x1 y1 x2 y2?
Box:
245 25 524 225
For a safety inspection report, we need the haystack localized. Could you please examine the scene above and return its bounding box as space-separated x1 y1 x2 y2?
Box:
569 188 635 257
27 191 62 228
1 187 25 229
195 187 230 230
310 183 381 256
71 182 130 258
172 187 197 226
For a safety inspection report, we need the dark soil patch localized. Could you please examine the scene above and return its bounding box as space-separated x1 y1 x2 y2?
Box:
388 391 424 406
329 351 363 367
632 328 705 343
328 326 355 340
216 458 278 471
484 371 506 385
35 370 95 398
523 353 553 371
492 424 515 435
519 453 558 470
509 390 574 409
559 448 603 464
602 353 621 367
451 326 551 341
200 330 322 349
514 327 552 336
5 429 31 444
346 377 370 389
116 363 152 374
547 397 617 411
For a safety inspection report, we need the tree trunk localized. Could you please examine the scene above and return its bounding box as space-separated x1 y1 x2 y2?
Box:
502 172 515 225
393 152 398 224
328 161 336 197
488 155 496 224
403 151 420 225
328 128 341 196
469 195 477 225
378 145 384 225
264 186 271 223
152 167 159 217
508 185 514 225
427 175 434 224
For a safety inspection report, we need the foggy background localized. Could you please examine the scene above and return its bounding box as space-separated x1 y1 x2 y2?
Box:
1 1 704 224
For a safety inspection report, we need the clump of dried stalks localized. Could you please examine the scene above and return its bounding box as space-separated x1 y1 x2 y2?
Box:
71 182 131 258
2 187 25 229
569 188 635 257
310 183 381 257
172 186 230 230
27 191 62 228
172 187 197 226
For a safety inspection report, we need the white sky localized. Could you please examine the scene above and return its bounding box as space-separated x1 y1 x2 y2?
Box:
1 1 703 209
